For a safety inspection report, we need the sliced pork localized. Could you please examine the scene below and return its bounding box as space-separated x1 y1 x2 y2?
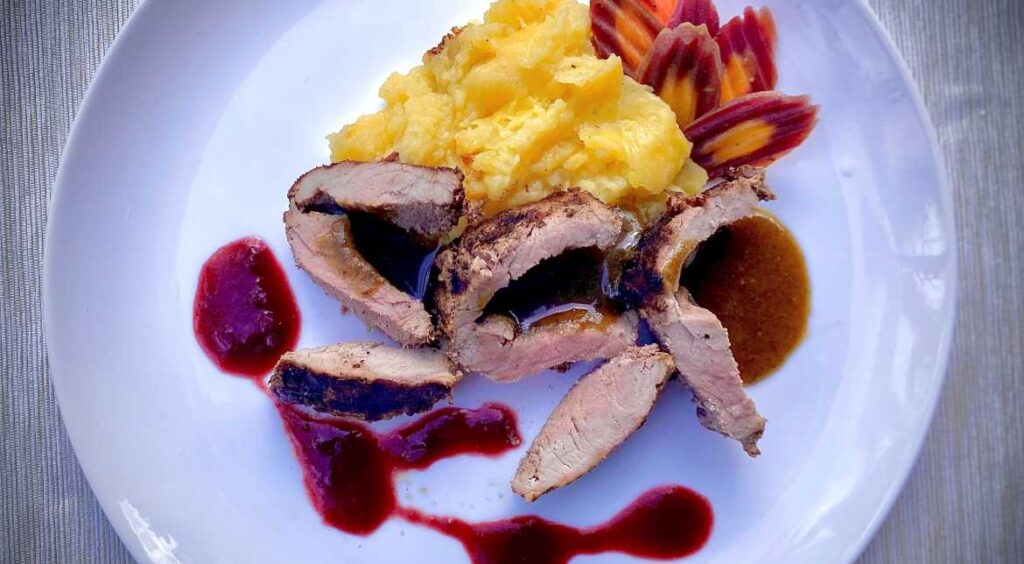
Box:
459 310 639 382
284 209 434 346
512 345 675 501
289 158 464 245
269 342 461 421
432 190 637 381
622 166 774 456
285 159 466 345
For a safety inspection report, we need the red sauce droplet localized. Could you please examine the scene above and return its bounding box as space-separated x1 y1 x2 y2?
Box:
193 237 300 379
278 403 522 535
278 402 713 562
587 485 713 558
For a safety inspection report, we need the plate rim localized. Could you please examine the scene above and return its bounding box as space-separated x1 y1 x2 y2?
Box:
837 1 958 561
42 0 959 561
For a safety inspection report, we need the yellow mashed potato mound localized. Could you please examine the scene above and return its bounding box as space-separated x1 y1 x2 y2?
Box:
328 0 706 214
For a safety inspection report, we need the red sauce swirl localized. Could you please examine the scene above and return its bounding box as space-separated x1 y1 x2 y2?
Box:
278 403 713 563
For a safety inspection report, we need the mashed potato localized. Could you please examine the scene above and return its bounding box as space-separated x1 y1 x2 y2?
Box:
328 0 706 215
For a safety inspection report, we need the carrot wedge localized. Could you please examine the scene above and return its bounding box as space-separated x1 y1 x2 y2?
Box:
716 7 778 103
592 0 665 78
684 91 818 176
668 0 721 36
638 23 723 128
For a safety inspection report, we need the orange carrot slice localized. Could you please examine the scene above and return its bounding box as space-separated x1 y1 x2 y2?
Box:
716 7 778 104
638 23 723 128
591 0 665 78
684 91 818 176
643 0 679 25
667 0 721 36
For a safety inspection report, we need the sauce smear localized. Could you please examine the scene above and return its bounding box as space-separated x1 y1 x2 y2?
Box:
193 237 300 379
682 213 810 383
278 403 713 562
278 403 522 535
400 485 713 564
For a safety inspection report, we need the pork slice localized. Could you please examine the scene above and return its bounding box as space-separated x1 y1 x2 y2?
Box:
269 342 461 421
459 311 640 382
433 190 626 379
646 290 765 454
512 345 675 501
622 166 776 305
284 209 433 346
621 166 774 456
289 158 465 245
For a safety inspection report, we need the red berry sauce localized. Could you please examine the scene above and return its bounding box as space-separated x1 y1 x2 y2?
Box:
193 237 300 380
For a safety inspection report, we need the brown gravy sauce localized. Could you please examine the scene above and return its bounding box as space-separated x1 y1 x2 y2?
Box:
345 210 437 300
681 212 810 384
480 210 643 332
343 204 809 386
482 247 614 331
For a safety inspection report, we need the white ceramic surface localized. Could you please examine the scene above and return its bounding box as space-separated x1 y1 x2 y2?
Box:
44 0 955 562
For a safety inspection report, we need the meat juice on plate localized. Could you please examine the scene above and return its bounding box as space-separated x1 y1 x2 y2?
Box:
482 247 618 331
345 210 438 300
480 209 646 333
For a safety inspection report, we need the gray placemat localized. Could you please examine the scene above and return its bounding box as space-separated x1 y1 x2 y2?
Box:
2 0 1022 562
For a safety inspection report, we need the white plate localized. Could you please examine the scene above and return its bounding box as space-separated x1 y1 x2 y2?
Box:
45 0 956 562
